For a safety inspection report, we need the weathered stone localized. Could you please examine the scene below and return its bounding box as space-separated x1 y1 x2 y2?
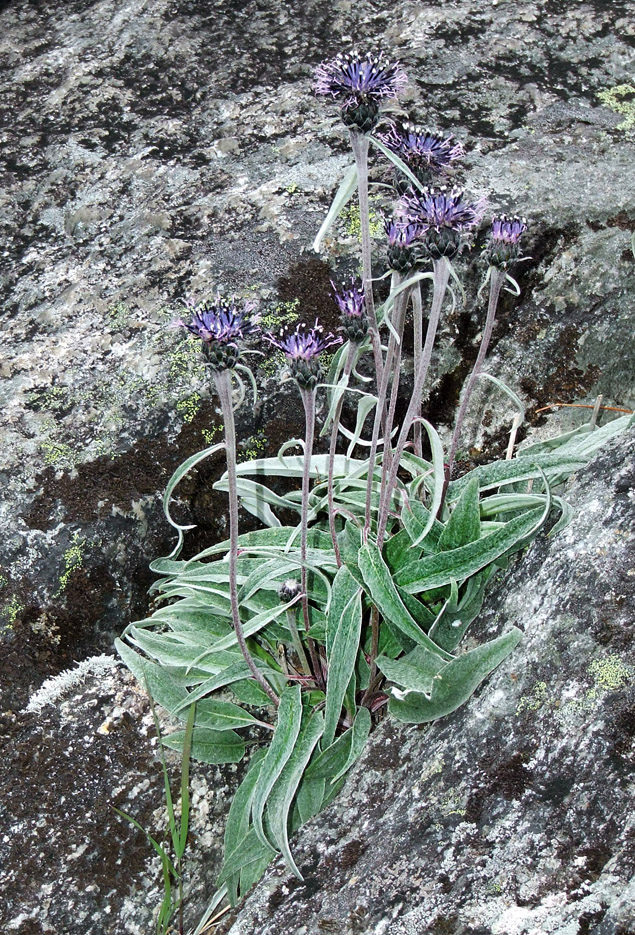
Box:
1 0 634 931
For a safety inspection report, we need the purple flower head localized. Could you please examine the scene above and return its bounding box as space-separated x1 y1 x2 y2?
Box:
491 215 527 245
400 188 486 260
384 219 424 272
379 124 464 180
332 279 368 343
332 279 365 318
315 51 407 103
489 215 527 268
176 295 260 370
315 51 408 133
402 188 486 232
264 320 342 389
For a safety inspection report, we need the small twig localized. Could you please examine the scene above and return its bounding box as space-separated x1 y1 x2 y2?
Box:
534 402 633 415
198 903 232 933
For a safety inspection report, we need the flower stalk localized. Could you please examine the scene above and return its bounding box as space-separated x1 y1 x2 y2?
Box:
298 386 325 687
214 369 280 707
376 257 451 546
327 345 356 565
443 265 506 499
363 274 408 539
349 130 384 390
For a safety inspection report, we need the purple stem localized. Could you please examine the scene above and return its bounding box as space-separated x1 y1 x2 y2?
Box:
363 275 407 540
442 266 506 505
328 345 356 566
214 369 280 707
376 258 451 547
299 387 325 687
411 283 424 459
349 130 385 393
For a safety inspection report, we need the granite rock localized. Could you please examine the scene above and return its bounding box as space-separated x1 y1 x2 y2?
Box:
1 0 634 932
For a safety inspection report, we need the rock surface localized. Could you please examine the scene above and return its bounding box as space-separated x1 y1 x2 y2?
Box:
218 428 635 935
1 0 634 932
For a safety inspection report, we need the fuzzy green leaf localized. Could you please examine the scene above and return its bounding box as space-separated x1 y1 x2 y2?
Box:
162 727 246 764
313 162 358 252
438 475 481 551
323 588 363 748
358 543 454 661
194 699 266 732
377 645 447 694
395 507 546 594
389 628 522 723
266 710 324 879
251 685 303 851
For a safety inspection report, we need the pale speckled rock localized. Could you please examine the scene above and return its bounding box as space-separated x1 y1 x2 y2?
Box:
0 655 256 935
218 428 635 935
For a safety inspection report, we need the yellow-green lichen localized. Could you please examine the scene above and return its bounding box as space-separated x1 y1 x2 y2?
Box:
260 350 286 379
201 424 223 445
168 340 207 385
440 788 466 817
556 655 633 729
589 655 632 691
108 302 130 329
516 681 549 716
41 440 76 467
56 534 86 595
260 299 301 331
598 85 635 131
176 393 202 424
341 203 383 241
2 596 24 627
238 430 268 463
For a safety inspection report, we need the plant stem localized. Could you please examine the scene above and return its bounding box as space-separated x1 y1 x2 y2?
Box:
363 274 407 540
376 258 451 547
328 344 356 566
361 605 381 708
412 282 424 459
214 369 280 707
299 387 324 687
382 284 411 481
442 266 506 505
349 130 384 391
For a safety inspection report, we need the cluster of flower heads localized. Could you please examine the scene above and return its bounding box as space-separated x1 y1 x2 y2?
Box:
178 51 528 382
178 297 343 389
315 51 408 133
384 188 488 261
315 50 528 269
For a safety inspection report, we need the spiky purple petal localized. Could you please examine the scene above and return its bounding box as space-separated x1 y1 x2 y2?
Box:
264 320 342 361
331 280 366 318
315 51 408 107
491 215 527 245
401 188 486 232
378 125 464 173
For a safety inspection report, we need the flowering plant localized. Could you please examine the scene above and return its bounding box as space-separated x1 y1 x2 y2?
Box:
116 50 633 930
